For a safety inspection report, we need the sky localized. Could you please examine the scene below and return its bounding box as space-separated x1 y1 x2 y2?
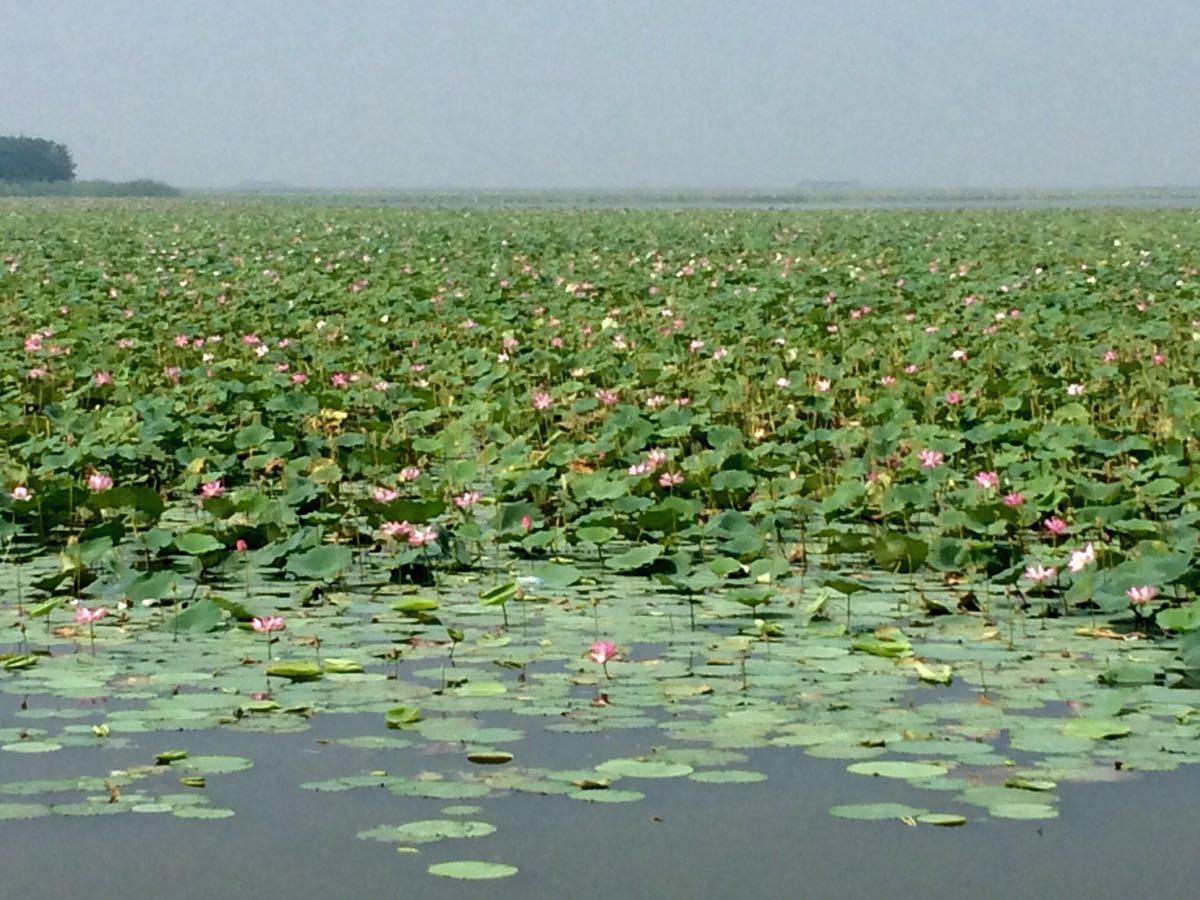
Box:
2 0 1198 189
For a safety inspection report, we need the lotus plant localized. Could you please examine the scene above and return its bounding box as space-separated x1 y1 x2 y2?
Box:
588 640 617 679
252 615 286 662
74 604 107 655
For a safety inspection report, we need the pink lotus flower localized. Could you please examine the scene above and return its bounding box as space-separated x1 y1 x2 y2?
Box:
974 471 1000 490
93 371 113 386
879 375 896 387
407 525 439 547
520 515 533 531
944 390 962 405
1023 564 1057 584
74 604 108 654
645 449 667 470
371 486 399 503
235 539 249 552
628 462 651 476
1126 585 1159 604
588 640 618 676
1066 383 1085 396
251 615 286 633
290 372 307 384
815 378 832 393
1068 542 1096 573
658 471 683 487
330 372 349 388
1102 349 1119 363
74 605 108 625
595 388 619 407
87 473 114 492
11 485 32 501
381 520 413 539
1002 492 1024 507
164 366 181 384
532 390 552 410
918 449 943 469
1043 517 1067 535
398 466 421 482
454 490 481 509
775 377 791 388
200 479 225 499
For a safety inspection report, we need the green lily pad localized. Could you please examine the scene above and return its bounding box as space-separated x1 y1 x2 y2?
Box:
427 861 518 880
266 661 323 682
595 758 694 779
846 760 948 780
687 769 767 784
567 789 645 803
829 802 929 821
0 802 51 820
917 813 967 827
357 819 496 844
990 803 1059 820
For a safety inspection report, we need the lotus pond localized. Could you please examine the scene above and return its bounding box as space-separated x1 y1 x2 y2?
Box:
3 202 1200 894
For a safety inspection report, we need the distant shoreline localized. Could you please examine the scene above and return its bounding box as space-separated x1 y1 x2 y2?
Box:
188 185 1200 210
0 179 179 198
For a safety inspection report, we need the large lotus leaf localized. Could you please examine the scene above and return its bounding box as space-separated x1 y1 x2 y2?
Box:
174 532 223 556
604 544 663 571
285 544 352 580
172 598 224 632
873 531 928 572
530 563 582 589
233 423 274 449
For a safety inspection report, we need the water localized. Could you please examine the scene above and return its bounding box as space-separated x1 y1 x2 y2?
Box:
1 697 1196 900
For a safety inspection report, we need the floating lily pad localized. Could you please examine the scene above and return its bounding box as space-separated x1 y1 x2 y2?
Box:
917 813 967 827
846 760 948 780
0 802 50 820
467 751 513 765
357 819 497 844
829 802 930 821
1 741 62 754
567 789 645 803
595 758 693 779
174 756 253 775
990 803 1059 820
687 770 767 784
427 860 518 880
172 806 237 820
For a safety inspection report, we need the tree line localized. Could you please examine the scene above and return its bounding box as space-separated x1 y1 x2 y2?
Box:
0 135 76 182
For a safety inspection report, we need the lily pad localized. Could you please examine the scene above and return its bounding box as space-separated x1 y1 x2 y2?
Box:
357 819 497 844
427 860 518 880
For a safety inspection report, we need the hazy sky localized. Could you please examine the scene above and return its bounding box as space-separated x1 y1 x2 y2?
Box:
3 0 1198 189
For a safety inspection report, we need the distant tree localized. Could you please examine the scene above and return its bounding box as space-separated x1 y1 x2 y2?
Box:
0 135 76 182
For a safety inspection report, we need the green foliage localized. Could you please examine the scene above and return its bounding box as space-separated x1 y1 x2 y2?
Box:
0 135 74 182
